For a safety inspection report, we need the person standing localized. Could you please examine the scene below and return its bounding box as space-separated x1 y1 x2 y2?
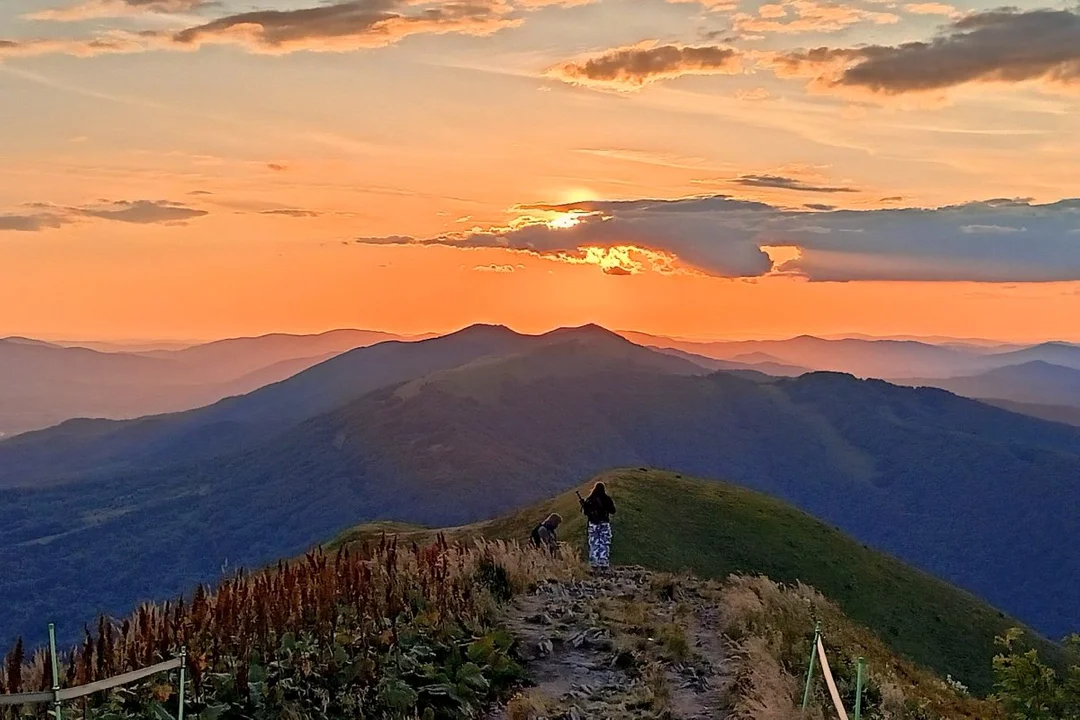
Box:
578 482 616 572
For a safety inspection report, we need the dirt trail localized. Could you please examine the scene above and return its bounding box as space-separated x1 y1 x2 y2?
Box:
487 566 734 720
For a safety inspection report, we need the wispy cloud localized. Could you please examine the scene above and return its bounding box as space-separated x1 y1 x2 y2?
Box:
575 147 713 169
2 0 586 59
26 0 213 22
547 42 742 89
74 199 208 224
0 212 70 232
732 0 899 35
668 0 739 12
903 2 961 19
960 224 1026 234
731 173 858 193
0 199 208 230
259 208 322 218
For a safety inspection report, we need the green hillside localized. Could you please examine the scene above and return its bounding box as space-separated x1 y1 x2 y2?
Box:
333 468 1060 695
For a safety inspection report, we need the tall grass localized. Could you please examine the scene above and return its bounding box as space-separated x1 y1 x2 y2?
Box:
0 536 579 719
718 575 1003 720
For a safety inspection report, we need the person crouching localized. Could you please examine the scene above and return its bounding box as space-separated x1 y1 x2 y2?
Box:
530 513 562 555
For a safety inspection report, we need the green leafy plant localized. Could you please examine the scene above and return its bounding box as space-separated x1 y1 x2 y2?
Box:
992 629 1080 720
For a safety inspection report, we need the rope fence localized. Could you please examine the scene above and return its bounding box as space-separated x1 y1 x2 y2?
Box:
0 623 187 719
802 621 867 720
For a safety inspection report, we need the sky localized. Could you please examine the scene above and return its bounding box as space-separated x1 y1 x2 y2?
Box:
1 0 1080 342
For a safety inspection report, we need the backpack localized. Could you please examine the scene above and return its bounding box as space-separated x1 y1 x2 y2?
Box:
582 496 606 524
530 525 543 547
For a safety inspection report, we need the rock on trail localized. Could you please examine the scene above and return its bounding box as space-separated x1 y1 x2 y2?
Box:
487 566 735 720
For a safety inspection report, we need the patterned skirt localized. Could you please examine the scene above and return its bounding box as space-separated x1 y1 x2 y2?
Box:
587 522 612 568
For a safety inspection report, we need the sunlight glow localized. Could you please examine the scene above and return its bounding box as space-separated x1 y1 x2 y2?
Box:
546 211 585 229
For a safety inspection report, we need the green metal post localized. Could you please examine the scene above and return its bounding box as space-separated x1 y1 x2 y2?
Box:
801 621 822 712
854 656 866 720
48 623 62 720
177 647 187 720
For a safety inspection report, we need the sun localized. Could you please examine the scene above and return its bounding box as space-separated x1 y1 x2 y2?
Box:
547 211 584 229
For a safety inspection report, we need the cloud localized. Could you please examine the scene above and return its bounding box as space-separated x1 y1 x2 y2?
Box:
805 203 837 210
260 208 321 217
473 263 516 272
736 87 772 100
26 0 213 22
1 199 208 230
732 0 899 35
3 0 579 58
575 147 711 169
548 42 742 89
0 212 70 232
960 224 1026 234
732 173 858 193
167 0 520 54
668 0 739 12
771 8 1080 95
74 199 208 224
267 163 288 172
0 34 148 60
355 195 1080 282
903 2 961 18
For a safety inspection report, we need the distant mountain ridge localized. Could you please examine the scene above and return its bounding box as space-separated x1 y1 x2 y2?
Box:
0 329 408 437
897 360 1080 410
3 325 1080 650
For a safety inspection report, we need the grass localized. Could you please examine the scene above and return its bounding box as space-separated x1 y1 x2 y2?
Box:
332 468 1061 695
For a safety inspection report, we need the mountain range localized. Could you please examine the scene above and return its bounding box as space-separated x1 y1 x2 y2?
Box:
2 324 1080 650
0 329 406 437
623 331 1080 379
896 360 1080 412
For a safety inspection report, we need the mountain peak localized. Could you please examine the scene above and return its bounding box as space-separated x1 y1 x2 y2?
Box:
541 323 625 342
440 323 523 341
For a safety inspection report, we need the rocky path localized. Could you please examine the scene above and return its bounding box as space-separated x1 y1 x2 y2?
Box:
487 566 735 720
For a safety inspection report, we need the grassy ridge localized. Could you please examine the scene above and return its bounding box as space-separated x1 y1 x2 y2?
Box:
333 468 1059 695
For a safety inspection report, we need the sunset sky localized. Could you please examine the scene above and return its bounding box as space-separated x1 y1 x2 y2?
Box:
2 0 1080 342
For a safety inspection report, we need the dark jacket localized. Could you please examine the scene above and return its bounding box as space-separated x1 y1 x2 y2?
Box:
580 492 616 525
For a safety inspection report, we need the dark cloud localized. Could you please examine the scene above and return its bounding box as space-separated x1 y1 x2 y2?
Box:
169 0 516 53
0 213 69 232
775 8 1080 94
355 195 1080 282
734 174 858 193
8 0 533 57
267 163 288 171
75 200 208 224
549 43 742 88
804 203 837 210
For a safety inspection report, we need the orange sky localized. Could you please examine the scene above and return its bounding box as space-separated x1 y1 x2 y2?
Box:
2 0 1079 342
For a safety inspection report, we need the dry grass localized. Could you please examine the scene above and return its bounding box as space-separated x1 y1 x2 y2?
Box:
717 574 1004 720
1 536 581 713
505 689 555 720
655 622 691 663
